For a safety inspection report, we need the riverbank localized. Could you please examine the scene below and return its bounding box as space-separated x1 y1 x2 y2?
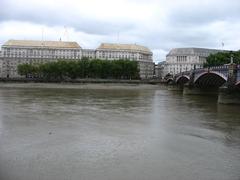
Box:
0 78 165 84
0 82 163 90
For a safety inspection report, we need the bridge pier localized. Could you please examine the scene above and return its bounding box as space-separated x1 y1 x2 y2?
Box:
218 87 240 104
183 85 218 95
166 77 184 91
167 83 184 91
168 85 183 91
218 62 240 104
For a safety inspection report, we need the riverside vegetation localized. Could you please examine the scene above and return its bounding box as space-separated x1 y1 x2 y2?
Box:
204 50 240 67
17 58 140 80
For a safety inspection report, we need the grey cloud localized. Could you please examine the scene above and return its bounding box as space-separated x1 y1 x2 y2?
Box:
0 1 136 35
127 26 221 58
166 1 240 27
1 0 240 61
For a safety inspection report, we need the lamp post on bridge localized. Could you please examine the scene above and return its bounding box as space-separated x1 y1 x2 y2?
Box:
230 54 233 64
218 53 240 104
188 64 196 87
227 53 237 89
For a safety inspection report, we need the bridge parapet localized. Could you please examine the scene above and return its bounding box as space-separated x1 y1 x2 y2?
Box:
237 70 240 81
236 65 240 82
209 65 228 71
175 71 190 77
194 68 208 74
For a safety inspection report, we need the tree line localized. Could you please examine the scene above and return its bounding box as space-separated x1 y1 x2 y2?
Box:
17 58 140 80
204 50 240 67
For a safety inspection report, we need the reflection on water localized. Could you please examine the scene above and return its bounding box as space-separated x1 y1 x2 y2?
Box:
0 84 239 180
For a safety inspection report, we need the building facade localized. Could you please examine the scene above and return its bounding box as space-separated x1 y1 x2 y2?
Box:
0 50 3 76
96 43 154 79
154 61 166 79
164 48 222 76
0 40 154 79
0 40 82 78
82 49 96 59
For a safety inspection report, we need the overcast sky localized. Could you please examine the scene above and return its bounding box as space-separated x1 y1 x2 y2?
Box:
0 0 240 62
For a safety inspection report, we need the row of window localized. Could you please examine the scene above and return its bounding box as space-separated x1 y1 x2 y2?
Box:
2 55 81 60
168 64 202 68
3 52 80 57
2 49 80 59
168 64 203 73
98 51 138 55
177 56 187 62
1 49 153 61
4 48 79 53
98 53 137 58
2 53 152 60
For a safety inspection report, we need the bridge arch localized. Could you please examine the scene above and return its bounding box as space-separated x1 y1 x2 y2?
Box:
236 81 240 87
166 78 173 84
175 75 190 85
194 71 227 88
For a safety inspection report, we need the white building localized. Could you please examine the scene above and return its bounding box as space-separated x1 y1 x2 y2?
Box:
0 40 154 79
96 43 154 79
0 40 81 78
164 48 222 76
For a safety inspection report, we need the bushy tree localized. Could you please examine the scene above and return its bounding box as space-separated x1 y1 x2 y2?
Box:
17 63 37 78
204 50 240 67
17 58 140 80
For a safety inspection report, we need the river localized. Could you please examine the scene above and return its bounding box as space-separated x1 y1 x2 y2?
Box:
0 83 239 180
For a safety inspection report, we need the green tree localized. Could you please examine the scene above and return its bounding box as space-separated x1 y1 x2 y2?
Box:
17 64 34 78
17 59 140 80
204 51 240 67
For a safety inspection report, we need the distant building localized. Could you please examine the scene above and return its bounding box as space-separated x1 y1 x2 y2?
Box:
164 48 223 76
96 43 154 79
154 61 166 79
0 40 81 78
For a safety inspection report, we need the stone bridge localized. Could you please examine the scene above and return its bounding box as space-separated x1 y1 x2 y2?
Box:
167 63 240 104
173 65 240 88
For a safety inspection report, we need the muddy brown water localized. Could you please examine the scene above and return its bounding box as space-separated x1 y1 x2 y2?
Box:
0 83 239 180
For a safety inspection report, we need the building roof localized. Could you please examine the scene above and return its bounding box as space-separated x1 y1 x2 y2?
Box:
97 43 152 54
167 48 223 57
3 40 81 49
